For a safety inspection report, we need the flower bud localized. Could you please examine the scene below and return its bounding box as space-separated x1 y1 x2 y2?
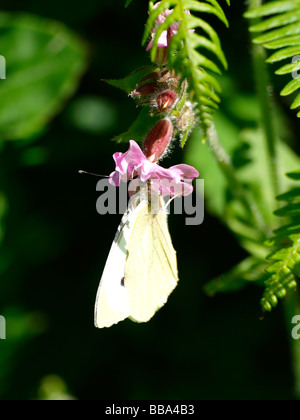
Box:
158 69 180 83
131 82 158 97
156 90 177 112
144 119 173 163
177 103 195 132
146 5 193 66
153 45 169 66
139 71 160 84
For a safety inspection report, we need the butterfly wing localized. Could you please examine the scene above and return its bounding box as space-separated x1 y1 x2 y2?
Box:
94 193 148 328
124 201 179 323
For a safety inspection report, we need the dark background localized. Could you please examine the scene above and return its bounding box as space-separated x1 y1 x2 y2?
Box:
0 0 297 400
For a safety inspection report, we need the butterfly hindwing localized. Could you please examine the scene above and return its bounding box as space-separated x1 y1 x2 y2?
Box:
124 199 179 323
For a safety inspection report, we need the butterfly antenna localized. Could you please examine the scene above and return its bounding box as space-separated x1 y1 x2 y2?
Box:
78 170 110 178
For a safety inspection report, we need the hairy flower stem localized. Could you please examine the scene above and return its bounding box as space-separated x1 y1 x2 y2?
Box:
207 125 268 236
248 0 281 201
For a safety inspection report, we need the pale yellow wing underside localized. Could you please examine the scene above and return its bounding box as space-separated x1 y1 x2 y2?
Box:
125 204 179 323
95 187 179 328
94 194 148 328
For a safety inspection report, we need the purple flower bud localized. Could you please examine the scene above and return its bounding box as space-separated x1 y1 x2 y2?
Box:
131 82 158 97
156 90 177 112
139 71 160 83
143 119 173 163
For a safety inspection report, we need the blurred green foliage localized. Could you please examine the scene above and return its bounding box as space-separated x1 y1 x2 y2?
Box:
0 0 299 401
186 80 300 256
0 12 87 140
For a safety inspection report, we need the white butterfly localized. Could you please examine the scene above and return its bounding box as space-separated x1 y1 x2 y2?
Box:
94 183 179 328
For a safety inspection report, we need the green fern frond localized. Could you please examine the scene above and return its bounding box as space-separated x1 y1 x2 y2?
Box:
245 0 300 118
261 171 300 312
204 257 268 297
143 0 229 137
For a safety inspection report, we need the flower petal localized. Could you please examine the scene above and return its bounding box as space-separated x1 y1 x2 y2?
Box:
168 164 199 180
140 158 156 182
109 170 121 186
109 140 146 186
109 140 199 197
156 30 168 47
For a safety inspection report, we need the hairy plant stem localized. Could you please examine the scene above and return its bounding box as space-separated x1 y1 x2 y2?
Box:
207 125 268 236
248 0 281 200
248 0 300 400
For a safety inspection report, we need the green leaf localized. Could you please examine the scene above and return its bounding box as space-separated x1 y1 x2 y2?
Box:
275 62 300 76
264 35 300 49
267 46 300 63
184 1 228 27
246 1 300 118
291 93 300 110
287 170 300 180
250 9 300 33
262 240 300 312
204 257 268 297
0 12 88 141
254 22 300 45
277 187 300 201
281 77 300 96
105 67 158 95
245 1 300 19
113 107 161 144
274 203 300 217
260 173 300 312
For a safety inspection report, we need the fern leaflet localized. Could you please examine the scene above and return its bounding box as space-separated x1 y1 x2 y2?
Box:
261 171 300 312
245 0 300 118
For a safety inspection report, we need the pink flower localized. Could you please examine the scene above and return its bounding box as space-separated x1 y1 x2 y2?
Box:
109 140 199 197
146 3 193 64
146 7 175 51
